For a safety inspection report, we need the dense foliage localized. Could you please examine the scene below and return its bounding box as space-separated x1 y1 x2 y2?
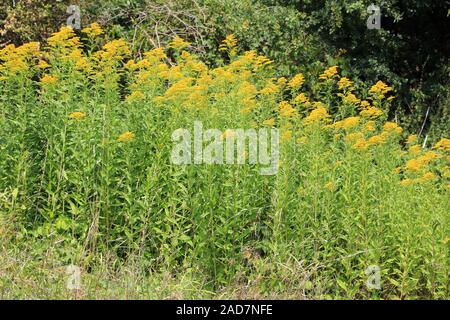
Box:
0 26 448 298
1 0 448 139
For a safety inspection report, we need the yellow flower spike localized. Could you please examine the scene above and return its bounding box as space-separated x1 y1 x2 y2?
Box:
5 59 28 73
367 134 386 146
432 138 450 152
47 26 81 49
383 121 403 134
259 82 278 95
238 81 258 97
288 73 305 89
36 60 50 70
345 132 364 143
333 116 360 130
126 91 145 103
404 152 439 172
342 93 361 105
394 167 401 174
0 44 16 60
239 107 253 114
242 96 257 109
422 151 441 160
118 131 135 142
421 172 435 181
304 106 330 125
278 101 298 117
338 77 353 90
124 60 138 71
406 134 418 145
100 39 131 61
369 80 393 99
169 36 191 51
40 74 58 85
324 182 334 191
69 112 87 120
277 77 287 87
262 118 276 127
408 144 421 154
360 106 383 118
400 178 415 186
364 121 375 132
281 130 293 142
15 42 40 57
405 158 425 172
81 22 103 37
219 34 238 55
352 138 368 149
360 100 371 108
254 55 273 68
293 93 310 106
319 66 338 80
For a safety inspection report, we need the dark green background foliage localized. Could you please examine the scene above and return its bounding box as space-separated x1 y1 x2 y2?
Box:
1 0 448 139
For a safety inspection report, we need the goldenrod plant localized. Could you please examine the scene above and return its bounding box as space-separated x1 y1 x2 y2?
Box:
0 26 448 299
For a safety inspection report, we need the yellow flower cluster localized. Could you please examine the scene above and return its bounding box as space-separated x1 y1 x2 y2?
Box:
40 74 58 85
433 138 450 152
332 116 360 130
279 101 298 117
365 120 376 132
47 26 81 49
69 112 87 120
324 182 334 190
367 134 386 146
369 80 393 99
263 118 276 127
406 134 418 145
405 151 441 172
169 36 191 51
292 93 311 107
319 66 338 80
281 130 293 142
400 171 436 186
338 77 353 90
288 73 305 89
97 39 131 62
81 23 103 38
36 59 50 70
304 106 330 125
66 48 91 72
0 42 40 74
360 106 383 118
383 122 403 135
342 93 361 105
126 90 145 103
219 34 238 55
408 144 421 154
118 131 135 142
259 81 279 95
